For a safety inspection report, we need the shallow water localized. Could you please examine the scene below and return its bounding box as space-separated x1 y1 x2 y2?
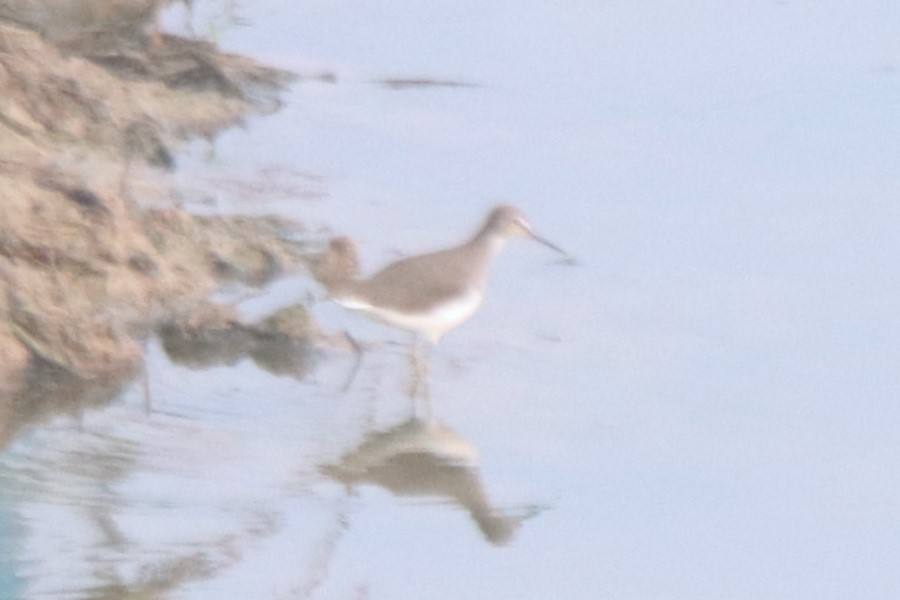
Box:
3 1 900 598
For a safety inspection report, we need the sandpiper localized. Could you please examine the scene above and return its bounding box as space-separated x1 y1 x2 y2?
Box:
319 205 567 396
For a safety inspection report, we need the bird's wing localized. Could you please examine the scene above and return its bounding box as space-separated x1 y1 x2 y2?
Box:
363 250 473 313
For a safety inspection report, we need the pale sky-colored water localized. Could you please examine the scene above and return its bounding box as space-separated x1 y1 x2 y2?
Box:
3 1 900 598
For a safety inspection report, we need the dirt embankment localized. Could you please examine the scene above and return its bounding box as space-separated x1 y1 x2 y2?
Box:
0 8 312 408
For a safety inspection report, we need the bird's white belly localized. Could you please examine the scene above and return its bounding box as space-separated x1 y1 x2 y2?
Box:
336 289 483 342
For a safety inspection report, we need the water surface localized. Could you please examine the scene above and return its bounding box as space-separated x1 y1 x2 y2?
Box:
3 1 900 598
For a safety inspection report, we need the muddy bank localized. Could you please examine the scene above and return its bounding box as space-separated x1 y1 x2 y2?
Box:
0 8 315 435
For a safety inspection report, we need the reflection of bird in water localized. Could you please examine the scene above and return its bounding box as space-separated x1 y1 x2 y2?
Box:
321 417 544 546
312 206 568 398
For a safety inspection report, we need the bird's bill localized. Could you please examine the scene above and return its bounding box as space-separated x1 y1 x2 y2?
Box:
528 230 567 256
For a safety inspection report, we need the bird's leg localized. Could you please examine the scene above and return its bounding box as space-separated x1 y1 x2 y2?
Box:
421 341 432 388
419 341 433 419
407 333 434 406
410 340 434 420
407 333 422 400
340 330 363 393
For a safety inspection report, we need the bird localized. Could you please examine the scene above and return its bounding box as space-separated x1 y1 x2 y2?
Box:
316 204 567 397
